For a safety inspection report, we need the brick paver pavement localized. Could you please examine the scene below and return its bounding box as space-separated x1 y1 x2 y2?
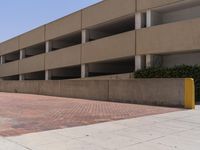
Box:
0 92 182 137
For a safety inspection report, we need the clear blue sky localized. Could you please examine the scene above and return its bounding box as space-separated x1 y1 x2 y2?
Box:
0 0 102 42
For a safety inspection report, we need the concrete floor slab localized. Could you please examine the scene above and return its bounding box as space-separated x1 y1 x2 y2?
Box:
6 131 71 148
120 141 176 150
114 127 165 141
55 122 127 139
148 134 200 150
178 115 200 124
0 137 28 150
79 132 141 150
158 119 199 130
32 139 109 150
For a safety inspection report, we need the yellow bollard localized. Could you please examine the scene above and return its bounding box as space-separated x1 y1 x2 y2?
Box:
184 78 195 109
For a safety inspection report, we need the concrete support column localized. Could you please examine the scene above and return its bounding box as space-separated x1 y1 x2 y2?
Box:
81 29 89 78
146 54 162 68
135 13 146 72
146 10 152 27
82 29 89 43
135 12 146 29
0 56 5 64
145 10 163 68
146 54 154 68
146 10 162 27
19 50 25 80
135 55 145 71
45 41 53 80
45 70 52 80
46 41 52 53
19 75 24 81
81 64 89 78
135 12 142 29
20 49 25 60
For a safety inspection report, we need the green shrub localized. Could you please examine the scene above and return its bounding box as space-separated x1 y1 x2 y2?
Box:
135 65 200 79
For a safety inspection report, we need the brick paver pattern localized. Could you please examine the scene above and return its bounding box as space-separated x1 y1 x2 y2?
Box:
0 92 182 137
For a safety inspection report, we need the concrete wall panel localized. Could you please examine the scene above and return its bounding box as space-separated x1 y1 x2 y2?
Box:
16 81 39 94
0 37 19 55
0 61 19 77
0 81 18 93
45 45 81 70
82 0 135 28
82 31 135 63
46 12 81 40
60 80 109 100
136 18 200 55
20 26 45 49
109 79 184 107
38 81 60 96
0 81 39 94
19 54 45 74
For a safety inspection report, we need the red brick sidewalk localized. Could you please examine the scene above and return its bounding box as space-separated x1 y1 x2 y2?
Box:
0 92 182 137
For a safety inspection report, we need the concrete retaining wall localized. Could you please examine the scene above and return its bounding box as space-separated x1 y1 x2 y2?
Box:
109 79 184 107
60 80 109 100
0 79 195 108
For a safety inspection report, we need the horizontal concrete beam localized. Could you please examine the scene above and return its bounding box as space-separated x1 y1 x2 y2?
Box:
0 79 195 109
0 61 19 77
136 18 200 55
82 0 136 28
137 0 181 12
82 31 135 64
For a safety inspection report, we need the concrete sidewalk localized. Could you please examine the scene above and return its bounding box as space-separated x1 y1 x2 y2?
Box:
1 106 200 150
